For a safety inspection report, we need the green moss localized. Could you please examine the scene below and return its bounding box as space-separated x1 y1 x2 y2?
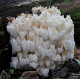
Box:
0 31 4 35
64 0 70 3
45 0 52 5
69 10 80 20
54 2 57 5
34 0 52 7
60 8 80 20
60 9 66 15
9 69 14 74
35 2 40 7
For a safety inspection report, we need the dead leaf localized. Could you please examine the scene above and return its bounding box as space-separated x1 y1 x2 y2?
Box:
4 48 9 51
21 71 39 79
52 66 69 78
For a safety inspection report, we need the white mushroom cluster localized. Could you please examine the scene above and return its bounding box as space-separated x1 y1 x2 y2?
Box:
6 6 75 77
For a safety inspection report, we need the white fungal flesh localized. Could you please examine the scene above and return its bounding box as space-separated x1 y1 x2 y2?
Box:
6 6 75 77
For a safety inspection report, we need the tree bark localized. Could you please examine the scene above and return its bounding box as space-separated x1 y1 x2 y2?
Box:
0 0 80 17
54 0 80 14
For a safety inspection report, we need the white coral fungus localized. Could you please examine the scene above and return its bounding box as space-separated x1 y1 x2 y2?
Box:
6 6 75 77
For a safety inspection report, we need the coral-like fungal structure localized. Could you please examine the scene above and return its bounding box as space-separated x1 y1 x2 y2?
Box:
6 6 75 77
